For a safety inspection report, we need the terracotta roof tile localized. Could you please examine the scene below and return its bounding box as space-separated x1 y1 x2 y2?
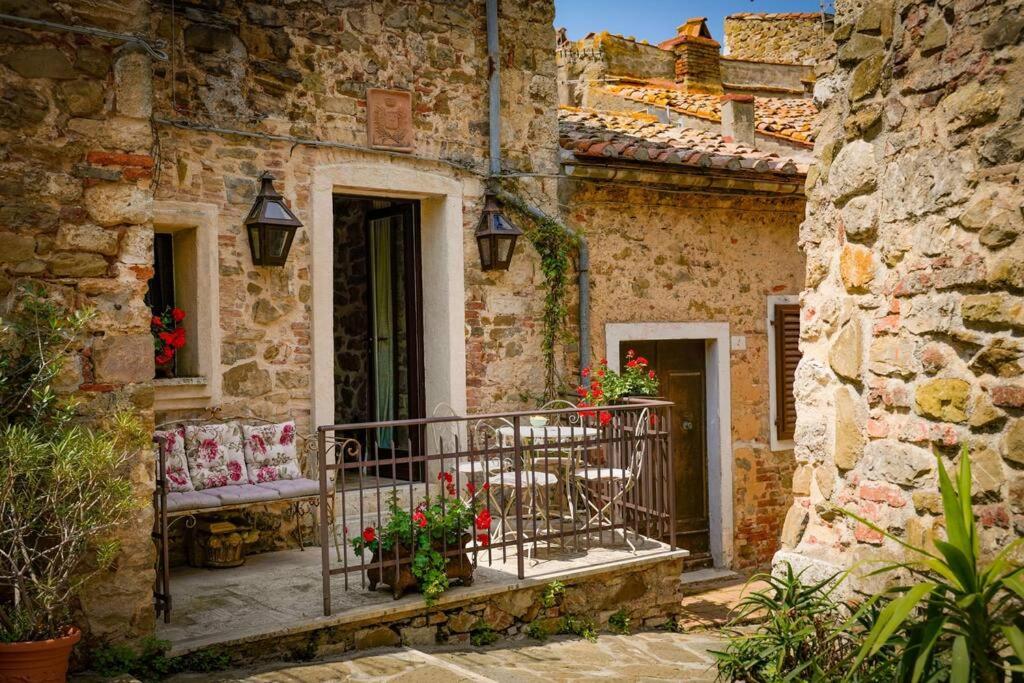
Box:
558 107 807 176
602 83 818 147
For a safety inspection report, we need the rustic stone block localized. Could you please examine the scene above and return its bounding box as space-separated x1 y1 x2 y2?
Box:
915 378 970 422
84 183 152 227
970 394 1006 429
840 243 875 290
962 293 1024 331
49 252 108 277
850 54 884 101
114 50 152 119
223 361 273 397
56 223 119 256
834 385 866 470
0 232 36 262
1005 419 1024 465
869 336 918 376
792 465 812 495
399 625 436 647
780 503 808 548
2 48 75 79
354 626 399 650
863 439 934 487
828 140 877 204
58 80 105 116
92 334 154 384
968 445 1005 498
829 322 863 381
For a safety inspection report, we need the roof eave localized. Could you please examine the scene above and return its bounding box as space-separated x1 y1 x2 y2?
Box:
561 157 807 196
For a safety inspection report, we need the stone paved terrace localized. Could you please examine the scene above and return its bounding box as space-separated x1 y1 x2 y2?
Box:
163 632 727 682
157 537 687 656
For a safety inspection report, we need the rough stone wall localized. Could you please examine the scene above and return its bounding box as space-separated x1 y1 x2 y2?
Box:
332 199 371 425
779 0 1024 584
565 185 807 568
724 14 833 65
0 1 157 641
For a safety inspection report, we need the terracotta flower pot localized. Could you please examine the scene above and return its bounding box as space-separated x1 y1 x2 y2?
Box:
0 627 81 683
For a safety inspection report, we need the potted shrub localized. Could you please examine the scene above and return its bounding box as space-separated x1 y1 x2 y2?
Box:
0 284 142 681
575 350 660 425
351 483 490 604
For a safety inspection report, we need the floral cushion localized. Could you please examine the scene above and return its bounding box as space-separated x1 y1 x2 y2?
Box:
184 423 249 490
241 421 302 484
154 426 194 493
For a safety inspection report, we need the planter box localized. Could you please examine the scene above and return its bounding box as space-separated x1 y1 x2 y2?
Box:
367 534 474 599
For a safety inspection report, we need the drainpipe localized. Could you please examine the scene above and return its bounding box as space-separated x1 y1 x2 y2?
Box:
486 0 590 387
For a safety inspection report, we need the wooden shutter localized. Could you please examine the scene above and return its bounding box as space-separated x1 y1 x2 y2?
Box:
773 303 801 441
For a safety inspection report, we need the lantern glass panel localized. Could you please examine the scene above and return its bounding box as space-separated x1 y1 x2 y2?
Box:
496 235 514 264
248 225 261 256
478 236 494 269
268 227 289 258
263 202 291 221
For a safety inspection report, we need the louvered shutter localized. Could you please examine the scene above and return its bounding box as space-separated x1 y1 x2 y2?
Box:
773 303 801 441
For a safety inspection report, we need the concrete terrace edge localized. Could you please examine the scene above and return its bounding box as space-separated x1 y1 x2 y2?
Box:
168 547 689 657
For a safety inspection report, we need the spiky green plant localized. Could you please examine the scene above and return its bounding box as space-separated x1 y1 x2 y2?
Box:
840 446 1024 683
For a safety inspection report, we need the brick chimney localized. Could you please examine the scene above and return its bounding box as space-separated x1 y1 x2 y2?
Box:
658 18 723 94
721 94 755 145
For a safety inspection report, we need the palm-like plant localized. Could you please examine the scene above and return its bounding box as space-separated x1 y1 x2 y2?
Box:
841 446 1024 683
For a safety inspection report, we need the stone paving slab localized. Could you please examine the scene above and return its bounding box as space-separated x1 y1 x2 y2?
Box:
165 632 725 682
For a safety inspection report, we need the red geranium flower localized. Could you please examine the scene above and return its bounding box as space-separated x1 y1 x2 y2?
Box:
599 411 612 426
466 482 476 495
626 349 635 359
649 370 656 379
413 511 427 528
482 482 490 491
151 316 163 328
581 367 590 378
475 509 492 530
362 527 376 543
171 307 186 322
476 533 490 546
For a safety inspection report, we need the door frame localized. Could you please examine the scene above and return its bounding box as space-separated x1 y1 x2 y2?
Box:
605 322 733 569
310 164 468 462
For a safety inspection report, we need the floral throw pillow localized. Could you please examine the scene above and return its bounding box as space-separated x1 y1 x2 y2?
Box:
154 426 194 493
241 421 302 484
184 423 249 490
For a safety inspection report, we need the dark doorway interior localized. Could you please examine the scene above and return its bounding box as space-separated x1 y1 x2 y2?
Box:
620 339 711 569
333 196 425 481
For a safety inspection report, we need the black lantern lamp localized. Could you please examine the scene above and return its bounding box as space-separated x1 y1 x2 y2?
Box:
475 193 523 271
244 171 303 266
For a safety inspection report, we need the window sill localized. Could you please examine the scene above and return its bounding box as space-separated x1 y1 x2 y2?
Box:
154 376 213 411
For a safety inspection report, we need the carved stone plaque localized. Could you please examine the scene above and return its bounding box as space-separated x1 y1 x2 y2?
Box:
366 88 413 152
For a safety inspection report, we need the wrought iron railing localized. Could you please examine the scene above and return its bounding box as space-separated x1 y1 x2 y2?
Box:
316 399 674 616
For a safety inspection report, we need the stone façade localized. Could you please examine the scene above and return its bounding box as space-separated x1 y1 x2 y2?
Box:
778 0 1024 586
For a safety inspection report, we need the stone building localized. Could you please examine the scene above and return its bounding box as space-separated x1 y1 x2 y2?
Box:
775 0 1024 584
1 1 831 645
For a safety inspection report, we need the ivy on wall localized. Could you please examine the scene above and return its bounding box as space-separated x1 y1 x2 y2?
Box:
497 185 578 399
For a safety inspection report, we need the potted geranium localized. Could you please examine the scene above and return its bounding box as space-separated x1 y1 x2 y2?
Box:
351 481 490 604
575 350 659 424
150 306 186 378
0 284 141 681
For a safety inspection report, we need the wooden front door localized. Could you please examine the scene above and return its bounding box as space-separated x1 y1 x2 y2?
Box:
620 339 711 568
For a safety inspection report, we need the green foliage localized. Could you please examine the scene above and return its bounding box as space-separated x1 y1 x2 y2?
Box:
0 282 92 428
541 580 565 608
839 446 1024 683
0 285 142 642
608 608 631 635
470 621 500 647
350 489 485 605
711 564 893 683
499 188 578 399
559 614 598 643
525 621 550 641
90 637 230 681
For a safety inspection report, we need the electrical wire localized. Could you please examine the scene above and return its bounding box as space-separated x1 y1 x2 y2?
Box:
0 13 168 61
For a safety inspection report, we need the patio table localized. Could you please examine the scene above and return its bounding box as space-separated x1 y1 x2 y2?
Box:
494 424 600 528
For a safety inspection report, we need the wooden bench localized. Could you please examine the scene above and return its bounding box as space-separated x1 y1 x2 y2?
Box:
152 416 330 623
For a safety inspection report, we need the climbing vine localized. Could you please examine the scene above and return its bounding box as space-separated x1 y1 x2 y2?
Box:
498 186 578 399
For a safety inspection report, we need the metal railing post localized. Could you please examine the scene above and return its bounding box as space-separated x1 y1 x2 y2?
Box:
318 429 331 616
666 405 676 551
512 414 525 580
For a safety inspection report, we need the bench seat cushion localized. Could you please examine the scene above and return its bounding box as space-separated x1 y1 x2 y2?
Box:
206 483 281 506
166 490 222 513
261 478 319 499
184 423 249 490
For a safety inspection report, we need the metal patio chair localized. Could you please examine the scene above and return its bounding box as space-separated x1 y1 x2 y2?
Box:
569 407 650 552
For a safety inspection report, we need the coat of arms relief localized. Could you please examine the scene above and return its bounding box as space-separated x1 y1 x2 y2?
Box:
366 88 414 152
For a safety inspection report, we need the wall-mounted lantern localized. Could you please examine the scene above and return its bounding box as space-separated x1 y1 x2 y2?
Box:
244 171 303 266
475 193 522 271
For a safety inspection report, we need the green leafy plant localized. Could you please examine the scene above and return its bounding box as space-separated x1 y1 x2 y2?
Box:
0 285 143 643
499 188 577 399
470 621 500 647
350 487 488 605
90 637 229 681
839 446 1024 683
711 564 889 682
608 608 631 635
525 620 550 641
541 580 565 608
559 614 598 643
575 351 659 425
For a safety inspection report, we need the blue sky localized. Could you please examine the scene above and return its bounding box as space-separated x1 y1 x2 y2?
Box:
554 0 828 46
